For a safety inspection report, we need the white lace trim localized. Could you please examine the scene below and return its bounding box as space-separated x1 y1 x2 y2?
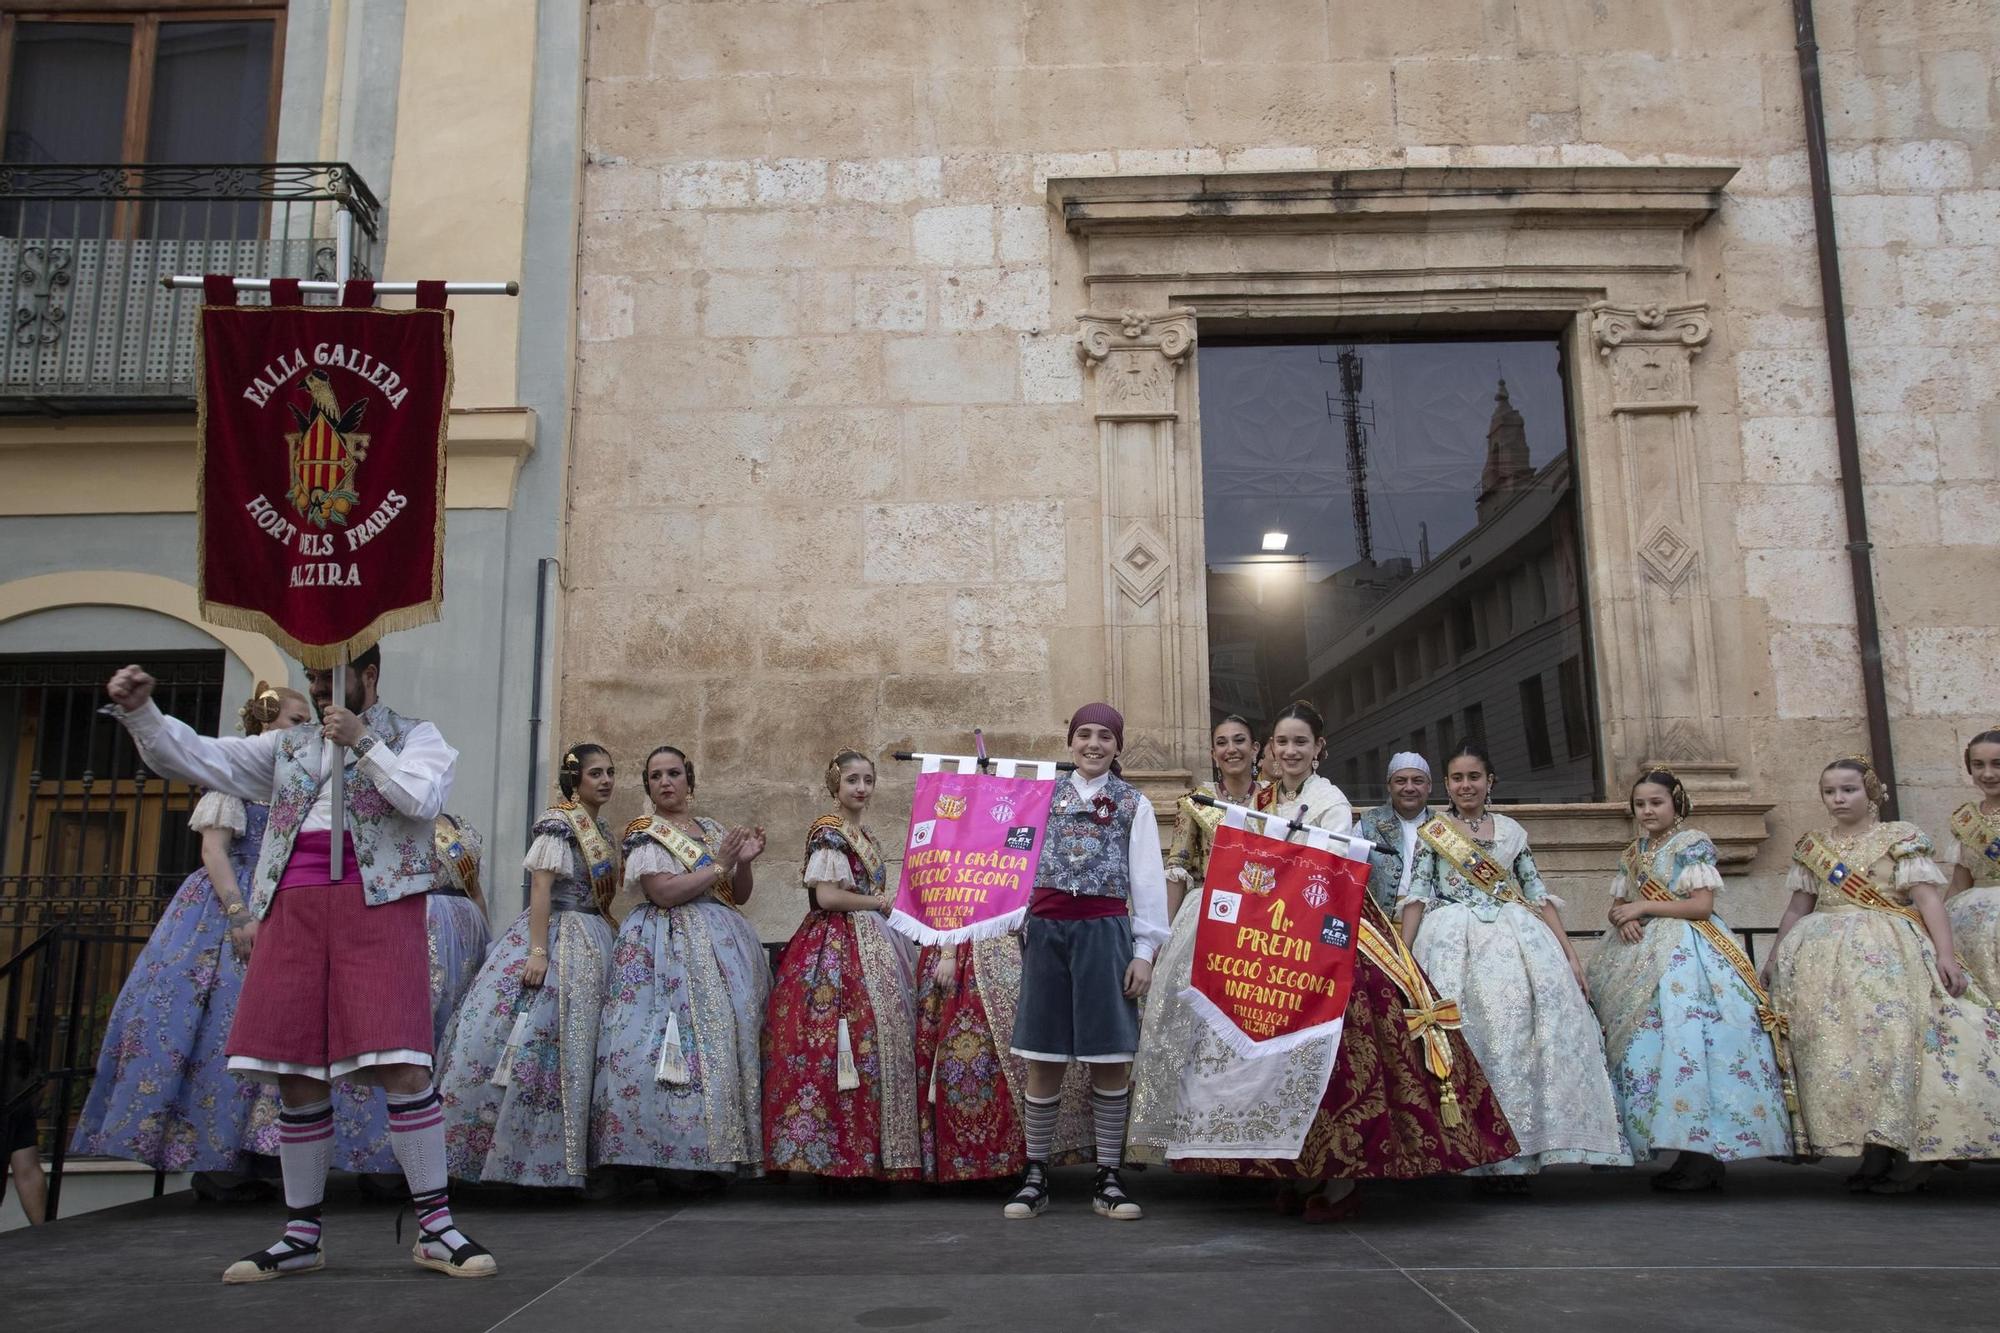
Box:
1894 853 1948 891
803 846 854 889
188 789 247 835
522 832 571 874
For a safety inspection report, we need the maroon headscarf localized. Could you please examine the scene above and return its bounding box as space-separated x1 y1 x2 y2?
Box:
1067 702 1125 775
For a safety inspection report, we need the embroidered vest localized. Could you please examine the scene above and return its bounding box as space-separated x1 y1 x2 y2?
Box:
1034 773 1140 899
250 703 438 916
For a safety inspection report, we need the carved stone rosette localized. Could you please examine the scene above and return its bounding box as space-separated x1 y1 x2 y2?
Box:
1076 308 1200 779
1587 300 1737 788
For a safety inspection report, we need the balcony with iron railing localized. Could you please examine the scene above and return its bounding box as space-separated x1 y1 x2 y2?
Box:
0 162 379 410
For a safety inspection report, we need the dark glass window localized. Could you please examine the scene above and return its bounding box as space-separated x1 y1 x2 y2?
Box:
1519 676 1554 770
1198 337 1601 806
1 12 280 240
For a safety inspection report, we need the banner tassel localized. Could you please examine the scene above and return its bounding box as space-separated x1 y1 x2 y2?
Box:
1439 1082 1463 1128
835 1018 860 1091
656 1013 690 1086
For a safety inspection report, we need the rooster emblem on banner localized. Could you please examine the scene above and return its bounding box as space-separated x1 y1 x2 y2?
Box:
285 369 370 528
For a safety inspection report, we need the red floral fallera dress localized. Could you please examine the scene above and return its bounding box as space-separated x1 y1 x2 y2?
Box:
761 818 921 1180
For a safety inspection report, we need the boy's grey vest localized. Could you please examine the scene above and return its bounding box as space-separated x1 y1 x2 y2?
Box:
250 703 440 918
1034 773 1140 899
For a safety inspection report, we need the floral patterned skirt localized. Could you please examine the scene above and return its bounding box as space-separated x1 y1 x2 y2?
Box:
70 869 271 1170
439 908 614 1187
762 910 921 1179
913 937 1091 1181
1170 949 1519 1180
1948 885 2000 1004
590 900 770 1174
1587 915 1792 1161
1773 903 2000 1160
1412 902 1631 1174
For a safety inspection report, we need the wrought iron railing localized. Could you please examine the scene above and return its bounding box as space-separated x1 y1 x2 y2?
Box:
1 921 161 1220
0 161 379 406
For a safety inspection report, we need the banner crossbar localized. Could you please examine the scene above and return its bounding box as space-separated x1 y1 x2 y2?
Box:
161 276 519 296
891 750 1075 776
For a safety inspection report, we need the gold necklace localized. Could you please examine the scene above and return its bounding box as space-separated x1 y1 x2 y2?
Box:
1827 819 1877 858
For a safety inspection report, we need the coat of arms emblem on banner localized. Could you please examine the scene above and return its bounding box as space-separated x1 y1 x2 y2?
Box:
285 369 371 529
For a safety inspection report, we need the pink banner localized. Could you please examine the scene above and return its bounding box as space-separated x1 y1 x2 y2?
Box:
889 769 1055 945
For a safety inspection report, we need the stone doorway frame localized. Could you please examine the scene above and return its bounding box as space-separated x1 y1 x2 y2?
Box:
1049 166 1770 878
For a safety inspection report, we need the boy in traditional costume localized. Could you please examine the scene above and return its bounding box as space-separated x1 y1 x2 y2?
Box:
1003 703 1169 1221
105 651 495 1282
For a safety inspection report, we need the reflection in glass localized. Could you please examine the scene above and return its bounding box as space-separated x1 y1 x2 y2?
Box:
1198 339 1600 806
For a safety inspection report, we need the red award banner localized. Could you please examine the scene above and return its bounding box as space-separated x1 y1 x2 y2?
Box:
889 768 1056 945
1186 816 1369 1057
196 277 452 666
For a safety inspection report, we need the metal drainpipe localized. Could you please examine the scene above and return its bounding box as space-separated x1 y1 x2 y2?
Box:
1792 0 1900 816
526 557 556 835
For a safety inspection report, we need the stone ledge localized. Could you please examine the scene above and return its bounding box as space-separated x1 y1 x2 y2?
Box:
0 407 538 514
1049 165 1738 234
1505 798 1775 875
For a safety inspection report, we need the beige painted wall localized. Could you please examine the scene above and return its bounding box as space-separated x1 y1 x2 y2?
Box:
383 0 540 409
570 0 2000 939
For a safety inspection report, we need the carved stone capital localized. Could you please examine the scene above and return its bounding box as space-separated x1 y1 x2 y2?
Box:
1077 308 1197 420
1589 301 1711 412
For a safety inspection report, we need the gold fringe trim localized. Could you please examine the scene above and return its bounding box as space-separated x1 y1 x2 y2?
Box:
193 300 454 670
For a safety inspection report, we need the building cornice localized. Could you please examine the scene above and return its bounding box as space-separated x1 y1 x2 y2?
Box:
1048 165 1738 234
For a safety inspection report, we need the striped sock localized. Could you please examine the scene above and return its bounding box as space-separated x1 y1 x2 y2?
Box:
1089 1084 1130 1170
386 1084 448 1196
264 1099 331 1266
410 1186 467 1251
1022 1093 1060 1166
275 1098 333 1211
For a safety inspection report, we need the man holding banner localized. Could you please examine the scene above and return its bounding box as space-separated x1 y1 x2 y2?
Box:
98 277 492 1283
107 653 494 1282
1003 704 1170 1222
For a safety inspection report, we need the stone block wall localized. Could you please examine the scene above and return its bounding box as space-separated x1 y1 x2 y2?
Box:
570 0 2000 938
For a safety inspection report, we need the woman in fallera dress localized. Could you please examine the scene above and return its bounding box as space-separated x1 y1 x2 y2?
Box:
762 750 921 1182
591 745 771 1185
1943 729 2000 999
1401 742 1630 1188
1765 756 2000 1191
71 685 312 1185
439 745 621 1190
1586 770 1793 1191
1143 707 1519 1222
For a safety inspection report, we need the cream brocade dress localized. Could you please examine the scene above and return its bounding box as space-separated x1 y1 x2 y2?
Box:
1402 813 1631 1174
1947 805 2000 1001
1770 821 2000 1160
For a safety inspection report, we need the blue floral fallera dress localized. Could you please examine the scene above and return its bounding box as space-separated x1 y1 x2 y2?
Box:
589 815 770 1176
70 797 277 1170
1586 829 1793 1163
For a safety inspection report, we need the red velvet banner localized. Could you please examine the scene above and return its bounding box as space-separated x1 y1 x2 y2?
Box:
196 279 452 666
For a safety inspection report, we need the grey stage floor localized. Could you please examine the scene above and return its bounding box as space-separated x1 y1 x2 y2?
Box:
7 1160 1999 1332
